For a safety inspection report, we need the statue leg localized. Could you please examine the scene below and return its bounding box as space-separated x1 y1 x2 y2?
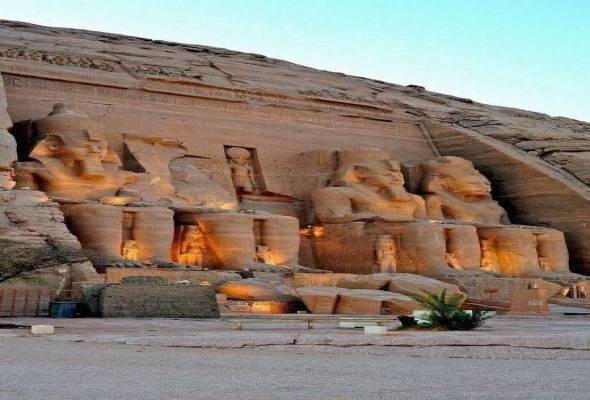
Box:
131 207 174 261
197 212 256 269
444 224 481 271
63 203 122 260
530 227 570 273
477 226 540 276
258 215 300 266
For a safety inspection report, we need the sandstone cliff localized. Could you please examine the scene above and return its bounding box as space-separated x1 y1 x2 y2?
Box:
0 20 588 273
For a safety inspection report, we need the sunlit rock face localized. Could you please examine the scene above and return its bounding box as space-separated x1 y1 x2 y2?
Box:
0 20 587 277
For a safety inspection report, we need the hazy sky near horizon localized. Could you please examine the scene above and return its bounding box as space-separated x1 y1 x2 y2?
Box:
3 0 589 121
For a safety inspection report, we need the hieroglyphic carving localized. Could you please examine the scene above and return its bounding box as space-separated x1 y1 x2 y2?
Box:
1 75 414 130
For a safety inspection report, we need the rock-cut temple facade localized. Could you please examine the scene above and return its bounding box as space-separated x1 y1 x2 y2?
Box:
0 20 589 315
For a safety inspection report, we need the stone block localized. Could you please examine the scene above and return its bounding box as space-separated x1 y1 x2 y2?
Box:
100 284 219 318
30 325 54 335
364 325 388 335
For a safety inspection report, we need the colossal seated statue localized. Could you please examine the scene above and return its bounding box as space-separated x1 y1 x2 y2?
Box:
18 104 130 200
416 156 509 224
309 149 462 275
412 156 571 275
311 149 426 223
15 103 301 269
307 150 572 277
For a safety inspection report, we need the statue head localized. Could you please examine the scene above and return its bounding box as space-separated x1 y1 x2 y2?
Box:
331 149 406 190
419 157 491 197
376 234 394 248
182 225 202 241
31 104 120 177
226 147 252 166
332 160 406 192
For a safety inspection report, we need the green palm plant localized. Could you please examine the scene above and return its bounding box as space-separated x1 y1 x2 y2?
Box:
408 289 493 331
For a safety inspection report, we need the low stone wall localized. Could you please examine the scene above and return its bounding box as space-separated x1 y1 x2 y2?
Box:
100 283 219 318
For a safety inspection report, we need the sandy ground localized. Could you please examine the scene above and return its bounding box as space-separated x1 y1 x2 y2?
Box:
1 315 589 399
1 338 589 400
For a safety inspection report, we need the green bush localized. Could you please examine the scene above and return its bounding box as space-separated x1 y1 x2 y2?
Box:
408 289 493 331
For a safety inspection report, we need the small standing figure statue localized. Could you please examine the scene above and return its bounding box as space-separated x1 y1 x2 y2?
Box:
121 240 140 261
226 147 257 194
374 235 396 273
480 238 499 273
178 225 205 267
256 245 274 265
446 252 464 270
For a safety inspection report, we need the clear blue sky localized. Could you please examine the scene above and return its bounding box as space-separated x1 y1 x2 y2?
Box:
3 0 589 121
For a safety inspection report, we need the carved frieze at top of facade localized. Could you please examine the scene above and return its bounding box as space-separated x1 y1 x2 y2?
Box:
0 45 203 80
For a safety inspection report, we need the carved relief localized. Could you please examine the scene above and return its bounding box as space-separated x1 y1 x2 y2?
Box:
0 46 204 79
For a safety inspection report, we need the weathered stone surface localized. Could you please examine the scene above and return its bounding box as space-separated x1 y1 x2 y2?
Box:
0 72 15 189
100 283 219 318
0 190 81 248
439 275 564 303
374 273 466 302
292 273 389 290
295 286 420 315
104 267 241 286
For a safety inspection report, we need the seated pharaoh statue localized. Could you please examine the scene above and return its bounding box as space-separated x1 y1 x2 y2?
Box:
14 103 300 270
311 149 426 223
415 156 510 224
16 103 130 200
308 150 573 278
410 156 572 276
310 149 461 276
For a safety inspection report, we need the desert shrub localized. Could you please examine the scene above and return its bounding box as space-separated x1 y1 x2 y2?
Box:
408 289 493 331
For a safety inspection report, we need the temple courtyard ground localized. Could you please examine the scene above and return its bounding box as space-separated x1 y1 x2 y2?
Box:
1 315 589 399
